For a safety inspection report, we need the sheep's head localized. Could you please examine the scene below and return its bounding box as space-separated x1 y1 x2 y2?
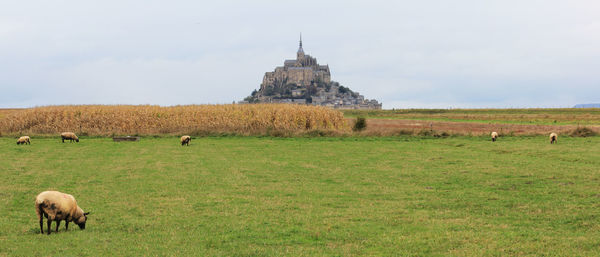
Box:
76 138 80 142
75 212 90 229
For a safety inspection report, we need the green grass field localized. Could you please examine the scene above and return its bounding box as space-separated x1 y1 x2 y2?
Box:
1 136 599 256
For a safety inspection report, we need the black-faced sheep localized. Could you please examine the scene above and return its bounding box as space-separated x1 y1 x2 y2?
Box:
35 191 89 235
181 135 191 146
61 132 79 143
491 132 498 142
17 136 31 145
550 133 558 144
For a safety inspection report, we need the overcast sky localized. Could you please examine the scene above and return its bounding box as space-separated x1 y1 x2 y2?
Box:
1 0 599 109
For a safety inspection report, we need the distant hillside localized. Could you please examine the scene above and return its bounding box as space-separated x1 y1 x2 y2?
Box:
574 103 600 108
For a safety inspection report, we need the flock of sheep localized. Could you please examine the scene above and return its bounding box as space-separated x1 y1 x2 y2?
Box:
21 133 192 235
17 133 193 146
18 131 558 235
18 132 559 146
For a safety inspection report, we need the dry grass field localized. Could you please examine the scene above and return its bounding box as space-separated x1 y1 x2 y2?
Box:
3 106 600 137
0 109 21 119
0 105 348 137
356 119 600 136
342 108 600 126
342 109 600 136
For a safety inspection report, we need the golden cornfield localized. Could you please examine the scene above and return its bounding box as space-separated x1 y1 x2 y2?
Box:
0 104 349 136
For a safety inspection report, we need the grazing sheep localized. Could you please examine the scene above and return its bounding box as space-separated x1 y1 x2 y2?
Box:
491 132 498 142
35 191 89 235
17 136 31 145
550 133 558 144
181 135 191 146
61 132 79 143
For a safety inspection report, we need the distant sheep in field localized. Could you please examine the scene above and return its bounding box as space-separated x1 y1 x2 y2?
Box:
35 191 89 235
550 133 558 144
181 135 191 146
61 132 79 143
491 132 498 142
17 136 31 145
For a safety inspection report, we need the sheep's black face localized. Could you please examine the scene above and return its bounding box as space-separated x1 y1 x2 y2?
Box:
76 139 79 142
77 217 87 229
76 213 89 229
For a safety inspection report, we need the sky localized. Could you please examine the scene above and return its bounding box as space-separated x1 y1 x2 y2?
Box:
1 0 599 109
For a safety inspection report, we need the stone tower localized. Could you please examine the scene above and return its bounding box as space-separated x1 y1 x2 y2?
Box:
297 34 305 60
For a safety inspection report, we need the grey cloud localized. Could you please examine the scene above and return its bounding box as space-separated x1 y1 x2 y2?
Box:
1 0 599 108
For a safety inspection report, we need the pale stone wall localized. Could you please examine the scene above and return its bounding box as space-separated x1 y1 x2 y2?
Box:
286 68 314 86
261 53 328 90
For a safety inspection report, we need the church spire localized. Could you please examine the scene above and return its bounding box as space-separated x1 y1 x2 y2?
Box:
297 33 304 58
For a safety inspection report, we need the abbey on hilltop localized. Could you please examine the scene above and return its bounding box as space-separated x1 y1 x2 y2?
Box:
241 35 382 109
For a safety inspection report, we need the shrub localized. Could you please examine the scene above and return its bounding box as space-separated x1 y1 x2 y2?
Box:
353 117 367 132
570 127 597 137
418 129 450 138
338 86 350 94
435 131 450 138
303 129 338 137
393 129 414 136
417 129 434 137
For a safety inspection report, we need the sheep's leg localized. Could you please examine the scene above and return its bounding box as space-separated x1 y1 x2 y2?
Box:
47 219 52 235
62 138 65 143
65 221 69 231
39 216 44 234
56 220 61 232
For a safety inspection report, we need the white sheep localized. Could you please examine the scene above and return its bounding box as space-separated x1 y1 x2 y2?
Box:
61 132 79 143
549 133 558 144
35 191 89 235
491 132 498 142
17 136 31 145
181 135 191 146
